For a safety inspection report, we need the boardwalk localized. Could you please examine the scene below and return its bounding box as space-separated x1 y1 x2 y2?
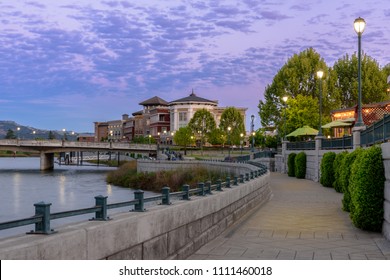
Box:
188 172 390 260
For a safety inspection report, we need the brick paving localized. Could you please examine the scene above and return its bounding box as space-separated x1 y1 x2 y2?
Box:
188 172 390 260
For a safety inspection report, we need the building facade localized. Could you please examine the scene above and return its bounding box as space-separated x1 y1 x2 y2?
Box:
94 91 248 143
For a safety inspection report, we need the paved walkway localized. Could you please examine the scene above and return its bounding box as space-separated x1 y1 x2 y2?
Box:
188 172 390 260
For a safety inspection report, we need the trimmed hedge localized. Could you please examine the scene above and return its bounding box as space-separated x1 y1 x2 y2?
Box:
320 152 336 187
295 152 306 179
349 146 385 232
340 148 363 212
287 153 296 177
333 151 348 192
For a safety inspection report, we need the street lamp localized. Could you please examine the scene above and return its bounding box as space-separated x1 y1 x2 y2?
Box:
251 115 255 152
227 126 231 159
240 133 244 154
17 127 20 140
282 96 288 140
62 128 66 141
317 70 324 136
354 17 366 127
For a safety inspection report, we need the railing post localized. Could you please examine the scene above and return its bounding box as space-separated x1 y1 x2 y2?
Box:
32 202 53 234
134 189 145 212
234 176 238 186
198 182 205 196
226 176 231 188
206 181 212 194
182 184 190 200
240 174 244 183
245 173 249 181
216 179 222 191
250 171 254 179
94 195 108 220
162 186 171 205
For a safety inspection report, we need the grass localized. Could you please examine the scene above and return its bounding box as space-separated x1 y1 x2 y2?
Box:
106 161 234 192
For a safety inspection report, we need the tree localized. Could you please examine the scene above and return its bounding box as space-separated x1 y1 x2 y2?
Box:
173 126 194 155
258 47 329 134
208 128 225 145
219 107 245 145
5 129 16 139
332 53 389 108
188 109 216 146
48 131 56 140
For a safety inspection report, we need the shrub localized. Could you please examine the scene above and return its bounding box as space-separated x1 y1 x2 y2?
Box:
287 153 296 177
320 152 336 187
294 152 306 179
340 148 362 212
333 151 348 192
349 146 385 232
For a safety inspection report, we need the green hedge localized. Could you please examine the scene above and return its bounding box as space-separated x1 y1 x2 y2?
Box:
333 151 348 192
320 152 336 187
349 146 385 232
295 152 306 179
340 148 362 212
287 153 296 177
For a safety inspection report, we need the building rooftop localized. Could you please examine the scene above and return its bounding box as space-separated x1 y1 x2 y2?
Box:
139 96 168 106
169 91 218 105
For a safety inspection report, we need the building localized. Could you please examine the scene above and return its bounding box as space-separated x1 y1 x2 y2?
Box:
94 90 247 143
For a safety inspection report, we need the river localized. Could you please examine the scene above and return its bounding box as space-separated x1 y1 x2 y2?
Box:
0 157 151 239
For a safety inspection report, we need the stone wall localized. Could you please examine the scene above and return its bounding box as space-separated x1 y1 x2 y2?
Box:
0 165 271 259
381 143 390 241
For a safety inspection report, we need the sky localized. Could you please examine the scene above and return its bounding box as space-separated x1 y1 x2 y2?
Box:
0 0 389 133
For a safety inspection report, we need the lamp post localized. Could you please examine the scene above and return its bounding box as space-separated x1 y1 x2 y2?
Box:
251 115 255 152
17 127 20 140
317 70 324 136
354 17 366 127
62 128 66 141
282 96 288 140
240 133 244 155
227 126 231 159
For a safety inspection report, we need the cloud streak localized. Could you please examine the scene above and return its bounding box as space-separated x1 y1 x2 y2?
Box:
0 0 389 132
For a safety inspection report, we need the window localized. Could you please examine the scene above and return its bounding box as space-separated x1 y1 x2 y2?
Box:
179 112 187 122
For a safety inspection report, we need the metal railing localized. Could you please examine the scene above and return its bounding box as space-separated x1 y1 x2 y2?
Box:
361 114 390 146
321 135 353 149
0 165 268 235
286 141 315 150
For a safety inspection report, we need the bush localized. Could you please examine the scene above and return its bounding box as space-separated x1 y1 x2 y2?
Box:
333 151 348 192
340 148 362 212
320 152 336 187
349 146 385 232
294 152 306 179
287 153 296 177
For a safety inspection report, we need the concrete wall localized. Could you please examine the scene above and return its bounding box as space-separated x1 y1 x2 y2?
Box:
0 164 271 260
381 143 390 241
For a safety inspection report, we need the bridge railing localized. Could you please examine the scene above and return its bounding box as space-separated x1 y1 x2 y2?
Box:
0 164 268 235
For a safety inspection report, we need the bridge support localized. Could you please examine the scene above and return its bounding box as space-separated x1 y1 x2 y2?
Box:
40 152 54 171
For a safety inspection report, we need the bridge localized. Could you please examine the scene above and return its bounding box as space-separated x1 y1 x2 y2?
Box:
0 139 157 170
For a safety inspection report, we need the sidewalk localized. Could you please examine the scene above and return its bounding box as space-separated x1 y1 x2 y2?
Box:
188 172 390 260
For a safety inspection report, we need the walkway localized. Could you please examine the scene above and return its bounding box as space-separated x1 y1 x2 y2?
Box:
188 172 390 260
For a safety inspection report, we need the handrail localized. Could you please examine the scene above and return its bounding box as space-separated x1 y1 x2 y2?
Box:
0 164 268 235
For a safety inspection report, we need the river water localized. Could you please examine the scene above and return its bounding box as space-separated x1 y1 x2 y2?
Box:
0 157 151 239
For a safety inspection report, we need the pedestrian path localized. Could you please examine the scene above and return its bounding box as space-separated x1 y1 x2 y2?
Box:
188 172 390 260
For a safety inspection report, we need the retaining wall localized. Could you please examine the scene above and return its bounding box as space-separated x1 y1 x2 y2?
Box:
0 163 271 260
381 143 390 241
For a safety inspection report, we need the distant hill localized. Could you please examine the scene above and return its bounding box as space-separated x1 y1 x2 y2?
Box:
0 120 79 140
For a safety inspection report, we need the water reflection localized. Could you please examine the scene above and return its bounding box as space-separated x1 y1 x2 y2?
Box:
0 157 150 239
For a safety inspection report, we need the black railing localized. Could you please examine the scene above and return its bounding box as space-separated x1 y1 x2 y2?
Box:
361 114 390 146
286 141 315 150
321 135 353 149
0 165 268 235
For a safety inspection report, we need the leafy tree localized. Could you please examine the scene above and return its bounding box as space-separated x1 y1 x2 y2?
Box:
173 126 194 155
208 128 225 145
219 107 245 145
188 109 216 146
48 131 56 140
132 135 155 144
332 53 389 108
258 47 329 135
5 129 16 139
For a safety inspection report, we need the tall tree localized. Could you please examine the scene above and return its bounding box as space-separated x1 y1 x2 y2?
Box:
258 48 329 133
219 107 245 145
5 129 16 139
332 53 389 108
173 126 194 155
187 109 216 146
